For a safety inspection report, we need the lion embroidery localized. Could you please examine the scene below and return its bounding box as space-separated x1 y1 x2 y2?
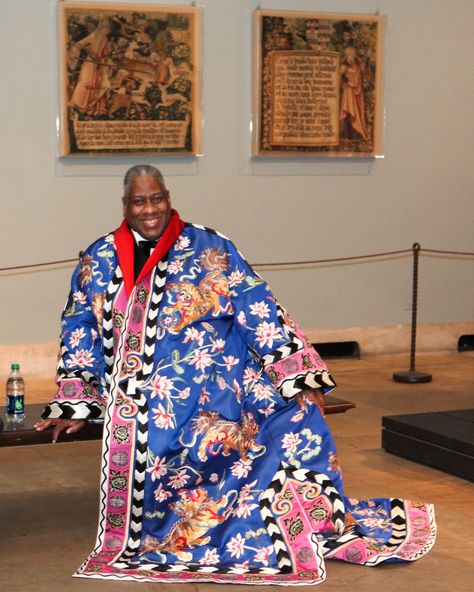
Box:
139 488 230 561
182 409 266 462
78 255 93 287
92 292 105 334
160 248 231 333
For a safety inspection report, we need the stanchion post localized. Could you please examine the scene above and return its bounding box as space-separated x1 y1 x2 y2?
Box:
393 243 432 383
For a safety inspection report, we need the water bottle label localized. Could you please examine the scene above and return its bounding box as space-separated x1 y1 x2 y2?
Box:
7 394 24 415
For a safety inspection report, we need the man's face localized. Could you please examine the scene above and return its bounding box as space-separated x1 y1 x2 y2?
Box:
123 175 172 241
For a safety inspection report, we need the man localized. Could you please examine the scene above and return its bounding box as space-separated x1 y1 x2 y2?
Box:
35 165 435 585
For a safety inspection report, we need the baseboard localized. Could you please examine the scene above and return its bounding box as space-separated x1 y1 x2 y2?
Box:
306 321 474 356
1 321 473 378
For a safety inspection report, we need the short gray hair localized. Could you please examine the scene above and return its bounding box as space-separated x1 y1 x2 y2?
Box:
123 165 166 199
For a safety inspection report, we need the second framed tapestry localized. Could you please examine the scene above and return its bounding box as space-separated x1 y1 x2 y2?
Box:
253 10 385 158
58 2 201 156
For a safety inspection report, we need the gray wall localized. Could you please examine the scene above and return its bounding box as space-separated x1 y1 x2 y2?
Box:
1 0 473 345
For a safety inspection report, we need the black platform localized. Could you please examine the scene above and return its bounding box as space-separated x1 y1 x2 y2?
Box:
382 409 474 482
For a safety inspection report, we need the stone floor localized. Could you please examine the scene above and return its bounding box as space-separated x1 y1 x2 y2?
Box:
1 352 473 591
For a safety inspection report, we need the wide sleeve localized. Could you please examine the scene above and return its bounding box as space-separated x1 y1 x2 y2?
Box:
41 247 109 420
226 240 336 401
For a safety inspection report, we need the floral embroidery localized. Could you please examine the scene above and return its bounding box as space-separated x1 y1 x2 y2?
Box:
67 348 95 368
281 429 322 468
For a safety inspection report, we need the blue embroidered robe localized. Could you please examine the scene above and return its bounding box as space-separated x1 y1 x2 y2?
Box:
42 219 436 585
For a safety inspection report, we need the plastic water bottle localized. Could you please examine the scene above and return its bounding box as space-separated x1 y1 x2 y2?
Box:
6 363 25 424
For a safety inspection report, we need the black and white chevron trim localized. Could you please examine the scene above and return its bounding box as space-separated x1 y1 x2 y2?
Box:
113 462 342 576
386 498 408 548
260 464 345 574
321 498 433 566
360 499 410 566
259 472 293 574
336 498 407 567
112 562 283 577
318 528 359 557
261 336 304 367
56 357 100 387
185 222 230 241
115 263 168 563
278 370 336 400
141 259 167 378
261 464 345 539
102 267 123 388
41 400 105 420
117 393 148 561
260 305 304 367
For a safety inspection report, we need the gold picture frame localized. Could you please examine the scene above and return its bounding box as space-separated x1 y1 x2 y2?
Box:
253 10 384 158
58 1 201 156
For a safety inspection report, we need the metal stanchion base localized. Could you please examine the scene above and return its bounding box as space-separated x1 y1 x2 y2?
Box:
393 370 433 383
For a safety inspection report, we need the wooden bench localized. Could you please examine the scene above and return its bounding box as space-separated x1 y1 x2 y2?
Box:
0 396 355 447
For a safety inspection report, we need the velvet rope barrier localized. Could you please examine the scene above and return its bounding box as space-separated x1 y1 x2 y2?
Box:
1 246 473 273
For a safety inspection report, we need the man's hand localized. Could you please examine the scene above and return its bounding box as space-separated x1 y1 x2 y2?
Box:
34 418 86 443
295 389 326 418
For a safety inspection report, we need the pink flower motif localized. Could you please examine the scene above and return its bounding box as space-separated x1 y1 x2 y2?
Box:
210 337 225 352
234 501 258 519
243 367 261 385
249 301 270 319
73 291 87 304
254 321 283 349
354 509 373 516
154 482 172 503
253 383 274 402
237 311 247 325
104 234 115 244
183 327 205 346
209 473 219 483
178 387 191 399
240 480 258 500
168 469 189 489
91 328 98 341
230 460 253 479
226 533 246 558
149 374 174 400
199 389 210 404
234 560 250 569
361 517 388 530
259 404 276 417
223 355 239 371
190 349 213 372
67 349 95 368
167 260 184 275
254 545 273 566
69 327 86 348
176 235 191 250
228 269 245 287
152 404 175 430
290 409 305 423
146 456 168 481
233 379 242 401
199 548 220 565
281 432 302 454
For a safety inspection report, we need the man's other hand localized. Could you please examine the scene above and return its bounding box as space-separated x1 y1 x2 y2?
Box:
295 389 326 418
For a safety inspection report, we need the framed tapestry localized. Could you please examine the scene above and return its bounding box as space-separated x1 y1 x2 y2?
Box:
252 10 384 158
57 1 201 156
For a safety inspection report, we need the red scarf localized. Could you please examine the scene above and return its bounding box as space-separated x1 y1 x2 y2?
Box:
114 209 185 299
